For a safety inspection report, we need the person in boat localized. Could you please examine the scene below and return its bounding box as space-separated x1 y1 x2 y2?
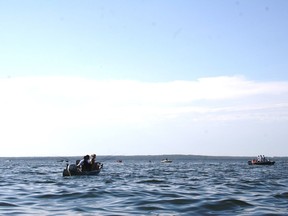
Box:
89 154 100 170
77 155 91 172
90 154 96 165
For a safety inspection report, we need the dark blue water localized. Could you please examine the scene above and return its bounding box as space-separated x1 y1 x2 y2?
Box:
1 155 288 215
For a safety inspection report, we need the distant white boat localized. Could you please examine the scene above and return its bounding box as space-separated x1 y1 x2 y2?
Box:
161 159 172 163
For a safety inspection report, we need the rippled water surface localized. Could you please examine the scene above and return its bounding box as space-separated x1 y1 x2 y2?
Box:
1 156 288 215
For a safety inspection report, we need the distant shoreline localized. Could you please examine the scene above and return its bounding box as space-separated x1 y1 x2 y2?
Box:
1 154 286 159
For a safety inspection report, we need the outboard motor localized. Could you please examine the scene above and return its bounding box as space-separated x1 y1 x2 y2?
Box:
63 164 78 176
68 164 78 172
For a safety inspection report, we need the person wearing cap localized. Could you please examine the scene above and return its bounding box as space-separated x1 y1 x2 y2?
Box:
90 154 99 170
90 154 96 165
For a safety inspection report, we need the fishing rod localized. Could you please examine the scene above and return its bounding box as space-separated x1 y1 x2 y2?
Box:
57 157 70 163
97 155 119 163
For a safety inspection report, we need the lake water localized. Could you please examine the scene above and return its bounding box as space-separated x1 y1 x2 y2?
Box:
0 155 287 215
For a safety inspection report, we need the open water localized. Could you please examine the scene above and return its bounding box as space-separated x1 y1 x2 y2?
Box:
0 155 288 215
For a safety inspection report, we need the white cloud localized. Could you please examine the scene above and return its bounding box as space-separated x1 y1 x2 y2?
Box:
1 75 288 125
1 75 288 156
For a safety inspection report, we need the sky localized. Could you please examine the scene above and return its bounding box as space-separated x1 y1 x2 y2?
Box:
0 0 288 157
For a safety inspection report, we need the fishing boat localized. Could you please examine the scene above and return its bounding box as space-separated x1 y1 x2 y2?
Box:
63 162 103 176
248 156 275 165
248 160 275 165
161 158 172 163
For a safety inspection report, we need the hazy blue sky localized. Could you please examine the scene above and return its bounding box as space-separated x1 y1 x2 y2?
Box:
1 1 288 157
